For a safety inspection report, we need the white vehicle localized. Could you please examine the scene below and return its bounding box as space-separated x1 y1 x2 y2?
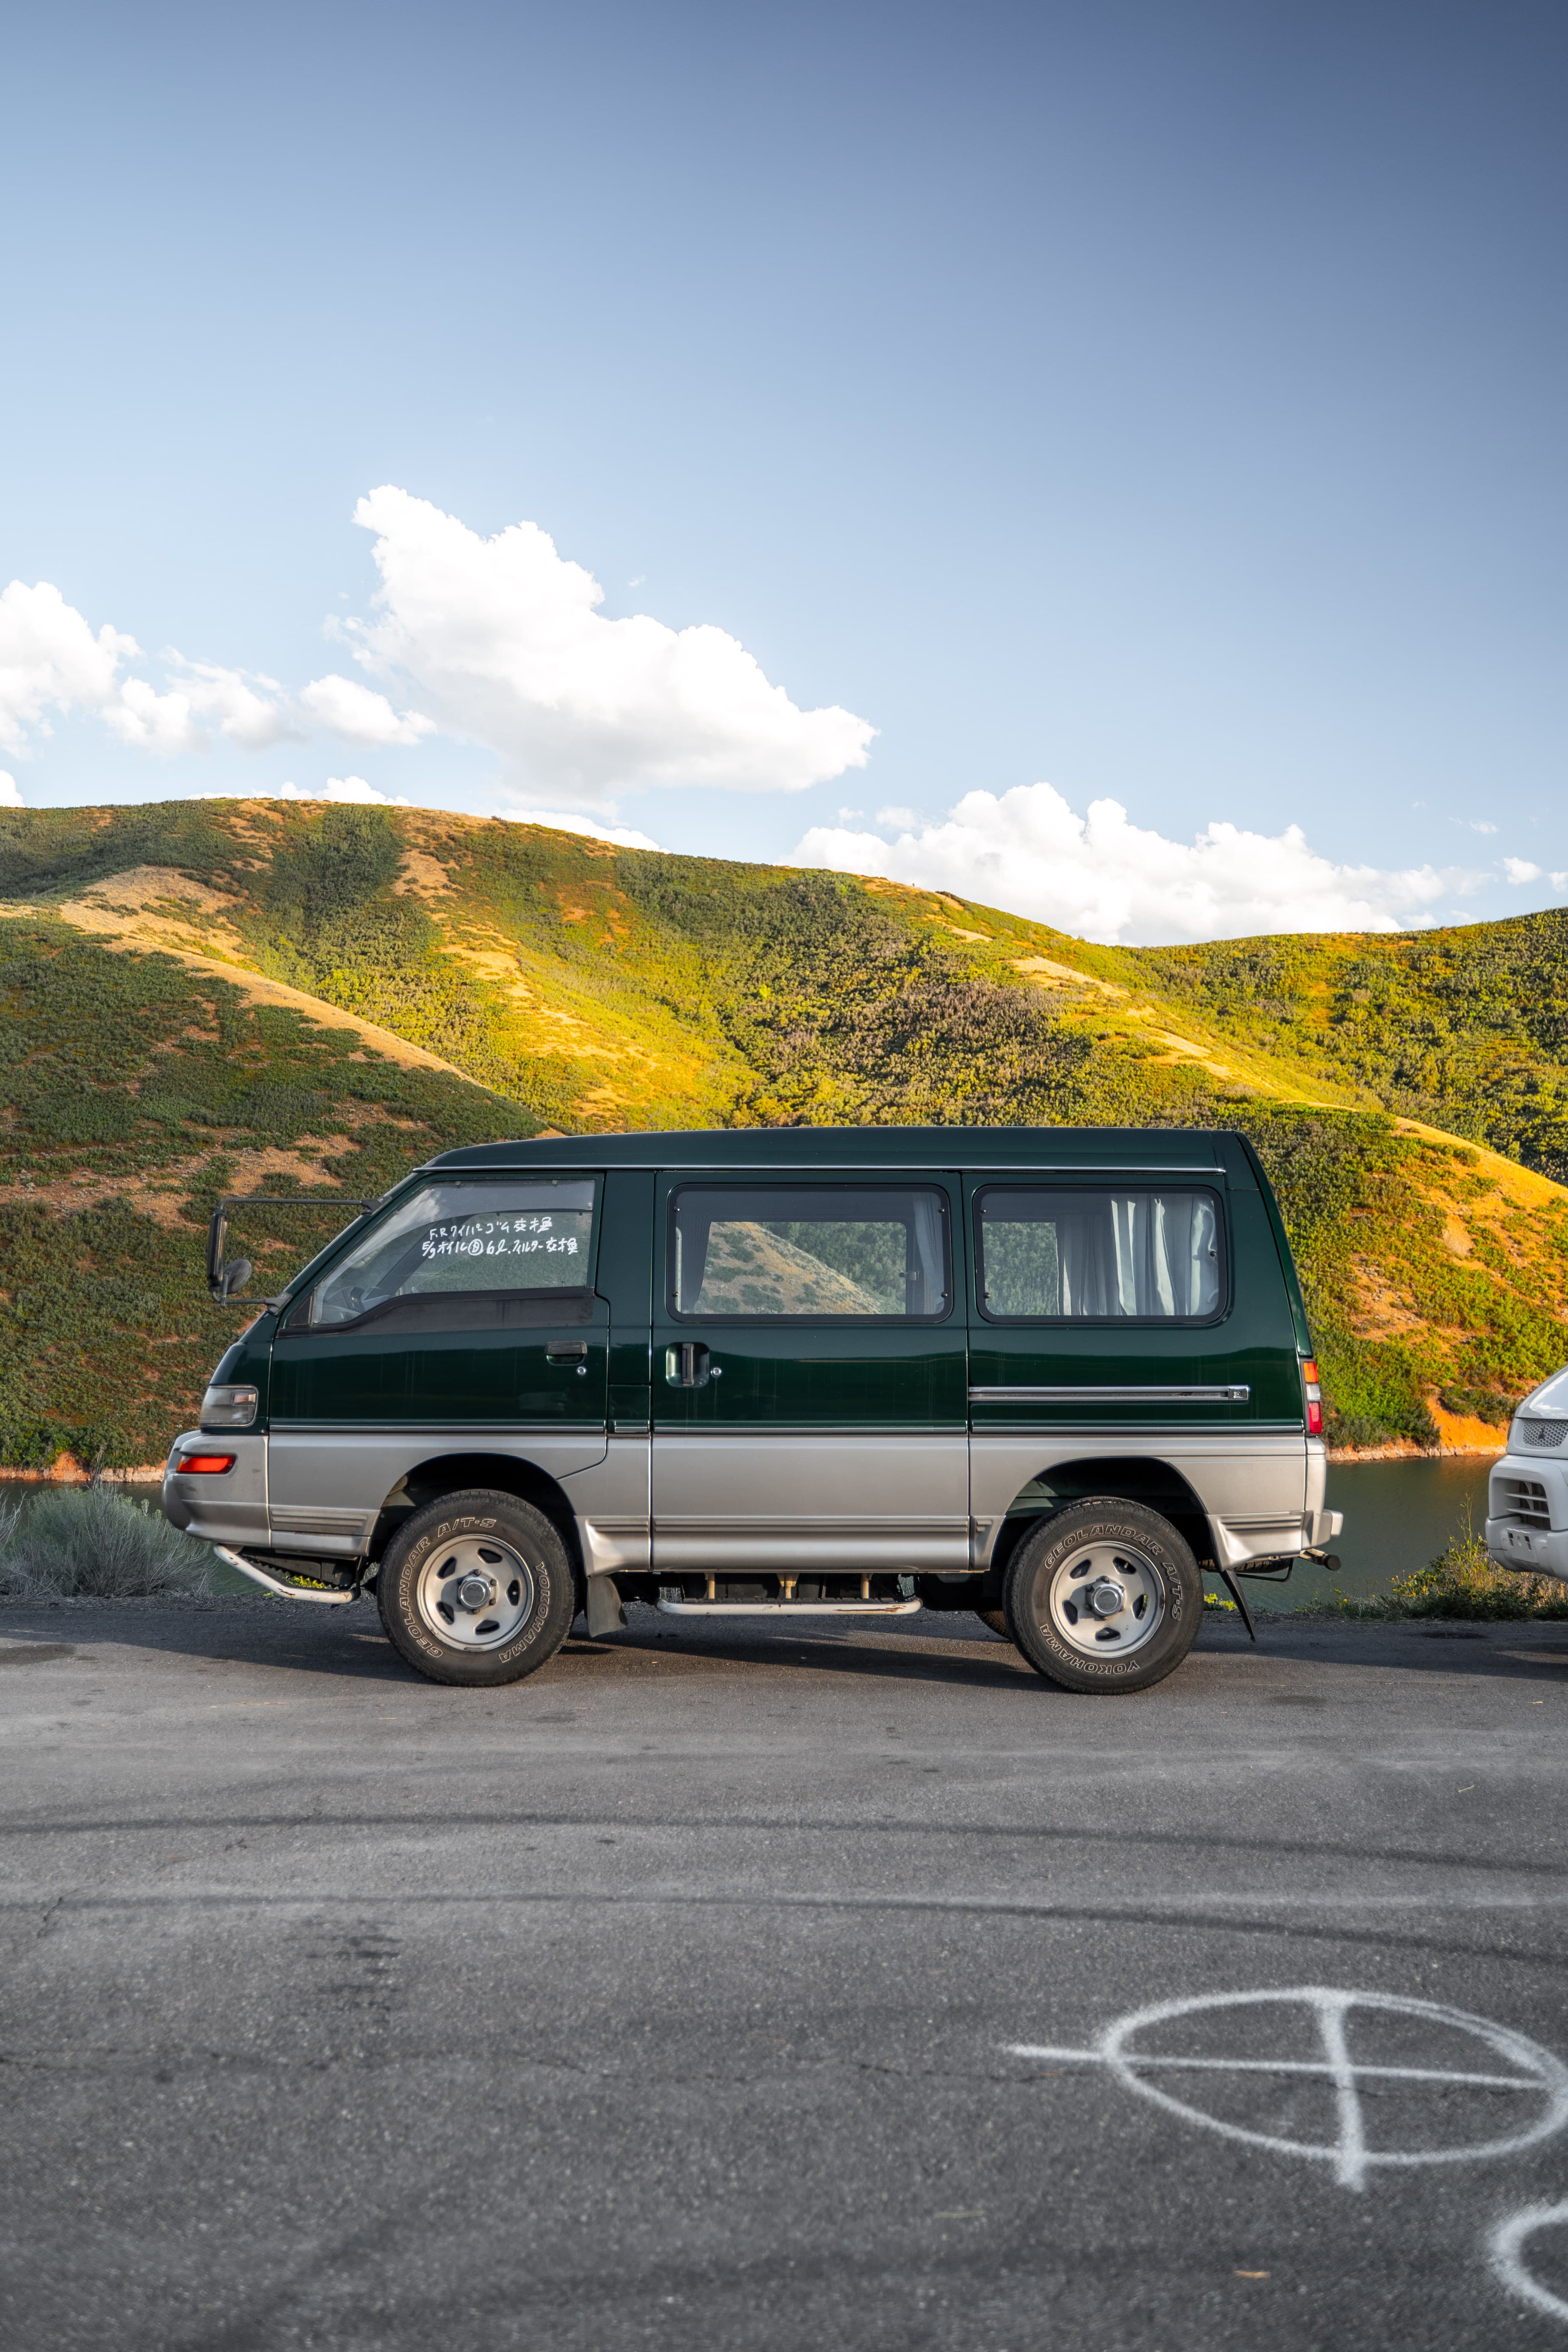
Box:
1485 1369 1568 1580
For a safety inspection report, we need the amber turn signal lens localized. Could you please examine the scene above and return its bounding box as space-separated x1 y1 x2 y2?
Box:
178 1454 236 1475
1301 1356 1323 1435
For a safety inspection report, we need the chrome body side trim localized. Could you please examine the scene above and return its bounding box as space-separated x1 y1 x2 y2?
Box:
969 1383 1251 1404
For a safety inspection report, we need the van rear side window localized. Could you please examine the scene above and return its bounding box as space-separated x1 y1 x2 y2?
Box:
976 1187 1224 1322
306 1180 597 1327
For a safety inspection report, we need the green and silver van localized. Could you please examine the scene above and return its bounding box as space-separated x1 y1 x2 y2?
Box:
164 1127 1340 1695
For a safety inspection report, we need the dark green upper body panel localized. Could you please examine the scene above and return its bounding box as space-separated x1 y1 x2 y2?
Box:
209 1129 1309 1439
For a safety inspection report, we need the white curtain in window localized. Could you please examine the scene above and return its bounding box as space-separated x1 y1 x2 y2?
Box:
1058 1192 1218 1319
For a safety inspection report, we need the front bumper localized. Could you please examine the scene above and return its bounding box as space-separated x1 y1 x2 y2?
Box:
1486 1450 1568 1582
1486 1520 1568 1580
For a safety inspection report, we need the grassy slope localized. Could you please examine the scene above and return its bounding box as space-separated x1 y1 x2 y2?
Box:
1 796 1565 1463
0 912 529 1466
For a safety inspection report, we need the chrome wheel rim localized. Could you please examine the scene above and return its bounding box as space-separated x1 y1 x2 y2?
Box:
1046 1540 1164 1658
416 1536 536 1652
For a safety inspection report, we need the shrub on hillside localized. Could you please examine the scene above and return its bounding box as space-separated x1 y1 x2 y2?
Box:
0 1487 215 1598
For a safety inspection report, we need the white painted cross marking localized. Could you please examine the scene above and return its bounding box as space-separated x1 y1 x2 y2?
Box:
1007 1986 1568 2191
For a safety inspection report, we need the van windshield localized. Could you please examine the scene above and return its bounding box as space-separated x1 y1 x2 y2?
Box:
308 1180 597 1327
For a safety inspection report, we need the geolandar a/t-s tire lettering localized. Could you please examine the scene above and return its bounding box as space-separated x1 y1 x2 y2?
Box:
376 1489 576 1688
1003 1498 1202 1695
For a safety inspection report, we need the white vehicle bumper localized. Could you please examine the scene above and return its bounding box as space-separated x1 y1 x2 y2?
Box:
1486 1451 1568 1583
1485 1518 1568 1581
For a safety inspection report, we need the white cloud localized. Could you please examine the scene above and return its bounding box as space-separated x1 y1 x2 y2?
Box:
0 580 138 753
340 486 876 801
98 658 298 757
875 804 919 829
173 659 297 750
792 781 1486 946
300 672 434 746
1503 857 1542 885
102 676 205 754
1470 820 1499 835
1552 872 1568 892
0 771 22 808
279 776 411 806
0 582 300 759
500 808 665 852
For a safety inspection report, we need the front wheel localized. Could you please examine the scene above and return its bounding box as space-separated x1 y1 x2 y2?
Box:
1003 1499 1202 1694
376 1489 576 1688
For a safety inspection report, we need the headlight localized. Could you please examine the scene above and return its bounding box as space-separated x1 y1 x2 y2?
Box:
201 1384 258 1429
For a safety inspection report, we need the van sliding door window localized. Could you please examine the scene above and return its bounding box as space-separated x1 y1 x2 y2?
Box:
305 1181 598 1329
669 1186 951 1320
976 1188 1224 1323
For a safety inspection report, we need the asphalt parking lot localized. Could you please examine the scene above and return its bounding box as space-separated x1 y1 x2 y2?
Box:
3 1598 1568 2352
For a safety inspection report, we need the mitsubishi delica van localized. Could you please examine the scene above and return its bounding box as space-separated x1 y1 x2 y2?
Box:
163 1127 1341 1696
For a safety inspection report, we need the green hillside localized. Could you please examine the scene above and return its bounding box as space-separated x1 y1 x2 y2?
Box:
2 795 1566 1467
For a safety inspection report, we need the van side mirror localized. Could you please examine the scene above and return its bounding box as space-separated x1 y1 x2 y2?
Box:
218 1257 254 1301
204 1191 380 1305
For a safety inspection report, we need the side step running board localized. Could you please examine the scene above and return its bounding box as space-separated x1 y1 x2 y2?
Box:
657 1597 923 1617
212 1545 358 1605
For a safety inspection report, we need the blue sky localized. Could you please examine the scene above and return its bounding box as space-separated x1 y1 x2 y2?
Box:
2 0 1564 942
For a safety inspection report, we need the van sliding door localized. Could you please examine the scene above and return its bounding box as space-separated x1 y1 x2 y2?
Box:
650 1174 968 1574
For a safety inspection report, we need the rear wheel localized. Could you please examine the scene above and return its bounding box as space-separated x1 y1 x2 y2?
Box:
1003 1499 1201 1694
977 1608 1013 1642
376 1489 575 1688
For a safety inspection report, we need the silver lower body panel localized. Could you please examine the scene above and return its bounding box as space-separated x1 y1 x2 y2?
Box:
561 1436 651 1574
651 1432 969 1572
968 1429 1312 1569
264 1426 609 1555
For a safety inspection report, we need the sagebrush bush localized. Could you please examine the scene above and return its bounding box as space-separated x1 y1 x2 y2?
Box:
0 1486 216 1598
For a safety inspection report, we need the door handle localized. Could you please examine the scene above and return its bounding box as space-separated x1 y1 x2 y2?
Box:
665 1341 710 1388
545 1342 588 1363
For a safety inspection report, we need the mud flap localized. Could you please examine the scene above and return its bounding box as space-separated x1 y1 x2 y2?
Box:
1217 1567 1257 1642
584 1576 626 1638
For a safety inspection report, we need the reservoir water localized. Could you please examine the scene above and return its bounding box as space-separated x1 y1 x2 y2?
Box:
3 1454 1502 1613
1246 1454 1495 1613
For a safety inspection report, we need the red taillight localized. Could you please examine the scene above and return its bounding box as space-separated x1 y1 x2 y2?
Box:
178 1453 235 1475
1302 1358 1323 1437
